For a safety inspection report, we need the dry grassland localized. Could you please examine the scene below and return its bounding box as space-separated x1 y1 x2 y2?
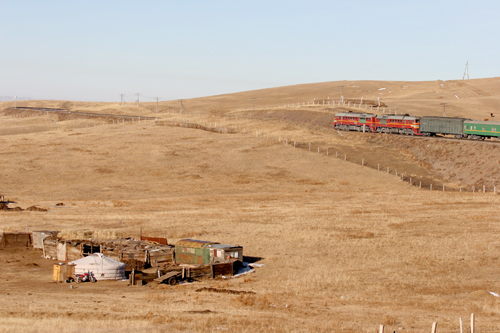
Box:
1 78 500 332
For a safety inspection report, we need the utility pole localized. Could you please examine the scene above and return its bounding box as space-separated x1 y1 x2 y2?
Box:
135 93 140 107
463 61 469 80
250 97 257 110
337 86 345 103
120 94 125 106
14 95 17 109
178 99 183 113
440 103 449 117
155 97 160 113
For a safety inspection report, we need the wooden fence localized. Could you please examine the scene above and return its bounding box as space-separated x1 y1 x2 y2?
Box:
379 313 477 333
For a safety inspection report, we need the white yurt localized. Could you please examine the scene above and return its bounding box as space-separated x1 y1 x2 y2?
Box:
70 253 126 281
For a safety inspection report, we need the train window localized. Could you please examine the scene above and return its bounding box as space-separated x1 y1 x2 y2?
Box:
482 127 485 131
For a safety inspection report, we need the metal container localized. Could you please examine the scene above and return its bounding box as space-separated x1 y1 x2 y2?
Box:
420 116 466 136
175 239 243 265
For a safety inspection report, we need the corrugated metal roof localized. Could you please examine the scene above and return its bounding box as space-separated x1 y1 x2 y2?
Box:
207 243 242 249
377 115 419 120
335 112 376 117
465 120 500 126
176 239 219 248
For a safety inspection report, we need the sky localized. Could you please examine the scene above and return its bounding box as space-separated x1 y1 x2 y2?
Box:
1 0 499 102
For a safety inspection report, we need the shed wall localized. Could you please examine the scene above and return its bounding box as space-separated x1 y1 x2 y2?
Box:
1 233 32 247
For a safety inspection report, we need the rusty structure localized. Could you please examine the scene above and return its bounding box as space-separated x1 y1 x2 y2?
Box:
175 239 243 265
40 233 174 270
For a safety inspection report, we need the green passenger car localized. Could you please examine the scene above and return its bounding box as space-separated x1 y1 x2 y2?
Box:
463 120 500 140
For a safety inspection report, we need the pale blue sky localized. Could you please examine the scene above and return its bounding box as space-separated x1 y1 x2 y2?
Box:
1 0 499 102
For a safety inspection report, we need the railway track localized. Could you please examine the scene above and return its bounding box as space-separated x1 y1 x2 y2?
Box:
356 131 500 145
5 107 158 120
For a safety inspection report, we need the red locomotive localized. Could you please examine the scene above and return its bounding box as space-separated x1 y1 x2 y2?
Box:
375 114 420 135
334 111 421 135
333 112 377 132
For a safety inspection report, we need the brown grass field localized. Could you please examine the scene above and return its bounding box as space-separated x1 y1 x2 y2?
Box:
1 78 500 332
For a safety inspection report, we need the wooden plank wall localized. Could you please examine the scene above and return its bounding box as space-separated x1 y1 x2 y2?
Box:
1 233 32 247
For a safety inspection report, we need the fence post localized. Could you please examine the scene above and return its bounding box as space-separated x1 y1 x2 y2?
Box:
471 313 475 333
336 151 338 158
459 317 463 333
395 169 398 176
379 325 384 333
378 164 380 171
387 167 389 173
431 322 437 333
362 158 364 166
294 141 296 147
309 143 311 151
344 154 346 161
430 184 432 191
327 148 329 156
410 177 412 185
420 181 421 188
473 186 475 193
318 147 320 153
483 185 485 193
443 185 445 192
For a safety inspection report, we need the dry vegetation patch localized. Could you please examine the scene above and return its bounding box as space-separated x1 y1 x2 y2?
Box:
1 78 500 332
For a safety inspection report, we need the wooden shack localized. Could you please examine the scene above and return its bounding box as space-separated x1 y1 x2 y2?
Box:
41 237 174 269
32 231 59 249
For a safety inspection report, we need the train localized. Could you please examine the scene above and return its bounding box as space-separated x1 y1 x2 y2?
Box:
333 111 500 140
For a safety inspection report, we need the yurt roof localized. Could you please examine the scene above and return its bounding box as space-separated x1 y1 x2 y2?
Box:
70 253 125 267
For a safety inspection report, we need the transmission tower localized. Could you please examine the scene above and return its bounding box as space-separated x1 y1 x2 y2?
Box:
120 94 125 106
250 97 257 110
135 93 141 107
155 97 160 113
463 61 469 80
178 99 184 113
440 103 449 117
337 86 345 103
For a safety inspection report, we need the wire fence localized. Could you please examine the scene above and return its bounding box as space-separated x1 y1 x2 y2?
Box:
5 107 498 195
154 115 499 195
